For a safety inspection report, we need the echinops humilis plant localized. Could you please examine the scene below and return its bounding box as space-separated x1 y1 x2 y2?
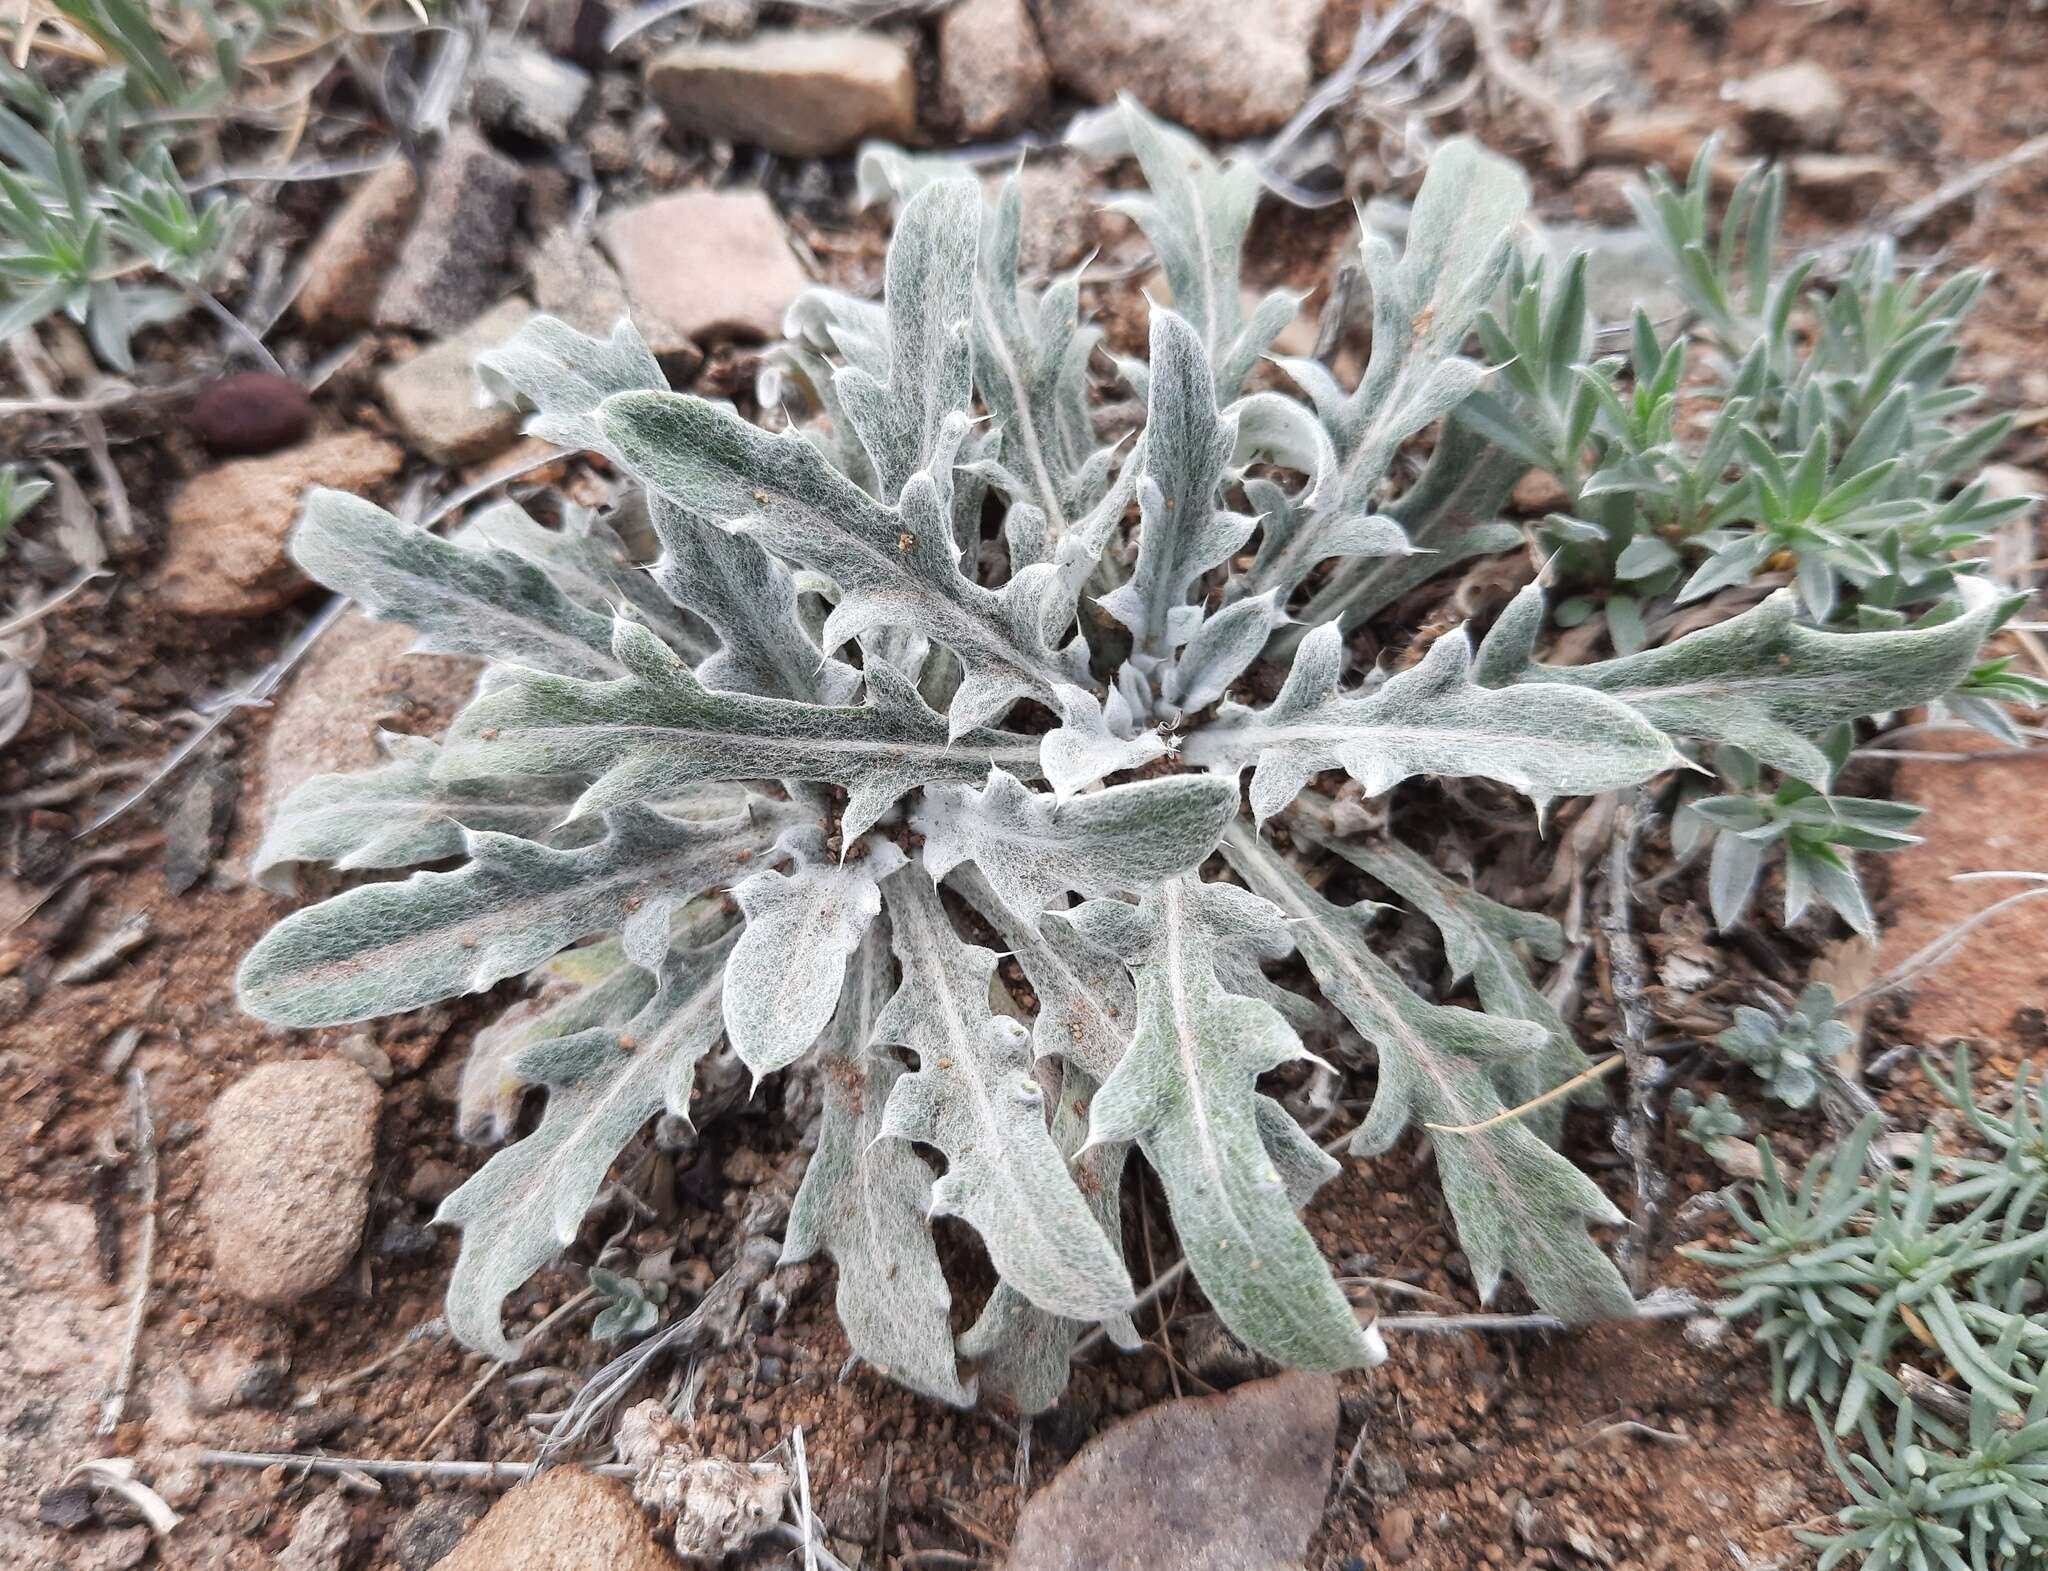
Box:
239 100 2026 1411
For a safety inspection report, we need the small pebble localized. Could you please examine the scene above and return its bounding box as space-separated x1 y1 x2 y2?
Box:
188 371 314 456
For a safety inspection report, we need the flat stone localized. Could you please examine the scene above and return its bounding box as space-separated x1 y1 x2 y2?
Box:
528 229 694 358
435 1467 676 1571
645 29 916 157
470 33 592 145
295 159 418 332
1034 0 1320 138
1723 61 1844 151
159 432 404 618
377 127 525 335
601 190 806 342
939 0 1052 137
201 1060 380 1307
255 611 481 886
1003 1371 1337 1571
378 298 534 466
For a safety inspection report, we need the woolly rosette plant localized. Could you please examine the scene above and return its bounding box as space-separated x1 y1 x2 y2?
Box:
238 103 2016 1413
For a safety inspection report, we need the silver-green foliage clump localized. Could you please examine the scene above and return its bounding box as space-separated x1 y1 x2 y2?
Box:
239 102 2018 1410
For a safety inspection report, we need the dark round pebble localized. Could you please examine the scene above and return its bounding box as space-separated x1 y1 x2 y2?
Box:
187 371 314 456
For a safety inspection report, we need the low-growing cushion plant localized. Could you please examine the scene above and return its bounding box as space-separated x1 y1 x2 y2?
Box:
239 100 2026 1412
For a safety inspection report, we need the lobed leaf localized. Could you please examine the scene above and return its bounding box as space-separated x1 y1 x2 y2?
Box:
874 867 1136 1323
599 390 1078 736
251 730 572 894
1476 578 2019 785
437 616 1042 843
1069 875 1386 1372
292 490 624 680
435 933 732 1357
1223 825 1635 1322
237 797 793 1027
1186 620 1684 822
914 766 1236 927
782 924 974 1405
723 829 906 1081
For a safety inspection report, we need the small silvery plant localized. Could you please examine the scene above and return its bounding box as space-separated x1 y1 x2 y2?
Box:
239 101 2021 1411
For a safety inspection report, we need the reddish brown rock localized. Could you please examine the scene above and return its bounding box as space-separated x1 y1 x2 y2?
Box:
435 1467 676 1571
1003 1371 1337 1570
1033 0 1320 139
201 1060 380 1307
294 159 418 332
188 372 315 456
158 432 404 618
377 298 534 466
376 127 525 336
645 28 916 157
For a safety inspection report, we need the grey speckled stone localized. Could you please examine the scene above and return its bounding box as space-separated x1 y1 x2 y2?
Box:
376 128 525 335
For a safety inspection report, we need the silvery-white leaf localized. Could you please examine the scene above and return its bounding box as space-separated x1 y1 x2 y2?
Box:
237 797 792 1027
1186 621 1685 823
459 500 704 660
1068 875 1385 1372
1255 1093 1339 1209
456 937 657 1144
834 179 979 502
782 923 974 1406
436 616 1041 843
1040 680 1171 798
1159 586 1287 715
1223 825 1633 1322
1233 477 1409 607
1292 802 1590 1142
723 829 905 1081
957 1061 1136 1414
293 490 625 680
251 730 572 894
1096 311 1250 669
915 766 1235 925
1237 139 1528 602
435 933 731 1358
1105 96 1298 399
648 495 860 706
598 391 1077 735
973 173 1110 542
949 863 1135 1083
1287 419 1527 645
851 139 975 211
475 314 667 455
874 867 1135 1323
1476 578 2019 786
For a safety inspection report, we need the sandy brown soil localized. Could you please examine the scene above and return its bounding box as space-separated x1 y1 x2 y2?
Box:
6 2 2048 1569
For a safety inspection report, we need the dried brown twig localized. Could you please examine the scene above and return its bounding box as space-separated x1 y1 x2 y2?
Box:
96 1069 158 1437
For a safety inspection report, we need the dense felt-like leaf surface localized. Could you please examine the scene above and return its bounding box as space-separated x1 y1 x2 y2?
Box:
239 99 2019 1406
1186 620 1684 821
1070 876 1387 1371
